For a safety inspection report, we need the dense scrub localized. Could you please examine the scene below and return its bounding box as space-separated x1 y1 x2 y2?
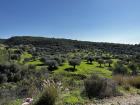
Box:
84 74 119 99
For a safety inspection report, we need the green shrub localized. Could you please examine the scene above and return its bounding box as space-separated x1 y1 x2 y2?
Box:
113 63 128 75
123 84 130 91
86 55 94 64
84 74 118 99
45 60 58 71
128 63 138 75
34 82 58 105
0 74 8 83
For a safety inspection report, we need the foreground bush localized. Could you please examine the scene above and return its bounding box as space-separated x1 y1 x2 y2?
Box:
34 80 58 105
84 74 118 99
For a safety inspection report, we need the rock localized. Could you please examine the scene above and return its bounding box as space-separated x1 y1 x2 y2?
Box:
22 98 33 105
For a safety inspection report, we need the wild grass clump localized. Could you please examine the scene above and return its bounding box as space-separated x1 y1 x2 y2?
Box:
113 75 128 86
34 80 58 105
128 76 140 88
113 75 140 89
84 74 118 99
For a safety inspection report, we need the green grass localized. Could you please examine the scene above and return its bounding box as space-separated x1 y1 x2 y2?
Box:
63 96 81 104
51 60 113 104
27 60 44 70
1 99 23 105
62 89 84 105
54 60 112 78
75 61 112 78
19 52 32 63
27 60 43 65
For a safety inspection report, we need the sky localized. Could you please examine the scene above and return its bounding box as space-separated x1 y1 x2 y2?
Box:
0 0 140 44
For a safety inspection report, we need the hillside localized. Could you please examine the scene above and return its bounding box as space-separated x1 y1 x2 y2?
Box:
0 36 140 105
0 39 6 43
5 36 140 55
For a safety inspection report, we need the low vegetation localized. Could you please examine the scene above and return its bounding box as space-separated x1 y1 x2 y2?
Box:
0 36 140 105
84 74 119 99
34 80 58 105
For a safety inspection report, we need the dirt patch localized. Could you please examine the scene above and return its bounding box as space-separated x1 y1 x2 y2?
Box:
88 94 140 105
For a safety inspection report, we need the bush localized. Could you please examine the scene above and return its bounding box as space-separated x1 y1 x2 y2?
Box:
34 81 58 105
0 74 8 83
10 54 20 60
84 74 118 99
128 63 138 75
28 64 36 70
53 57 63 66
113 63 128 75
86 55 94 64
45 60 58 71
13 73 21 82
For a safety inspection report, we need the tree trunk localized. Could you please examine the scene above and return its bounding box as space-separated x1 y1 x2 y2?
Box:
74 65 76 69
109 63 111 67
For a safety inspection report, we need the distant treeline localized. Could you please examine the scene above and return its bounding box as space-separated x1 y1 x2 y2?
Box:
0 39 6 43
2 36 140 55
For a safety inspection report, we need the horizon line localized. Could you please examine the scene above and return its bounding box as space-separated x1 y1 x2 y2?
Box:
0 35 139 45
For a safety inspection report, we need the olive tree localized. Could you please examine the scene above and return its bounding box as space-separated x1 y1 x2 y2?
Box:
86 56 94 64
69 58 81 69
106 59 113 67
97 59 104 67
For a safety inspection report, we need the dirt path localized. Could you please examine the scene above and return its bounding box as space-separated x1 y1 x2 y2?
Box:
89 94 140 105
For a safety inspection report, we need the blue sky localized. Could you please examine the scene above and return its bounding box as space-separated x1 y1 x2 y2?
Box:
0 0 140 44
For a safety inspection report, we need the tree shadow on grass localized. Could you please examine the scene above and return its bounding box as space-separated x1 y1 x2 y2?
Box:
36 64 45 66
64 67 77 72
86 62 93 65
96 66 104 68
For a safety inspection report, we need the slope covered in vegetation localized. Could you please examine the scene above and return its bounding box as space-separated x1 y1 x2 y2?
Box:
0 36 140 105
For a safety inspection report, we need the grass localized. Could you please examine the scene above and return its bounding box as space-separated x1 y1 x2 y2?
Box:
50 60 113 104
61 89 84 105
1 99 23 105
19 52 32 63
8 55 138 105
27 60 43 65
54 61 112 78
63 95 81 104
75 61 112 78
